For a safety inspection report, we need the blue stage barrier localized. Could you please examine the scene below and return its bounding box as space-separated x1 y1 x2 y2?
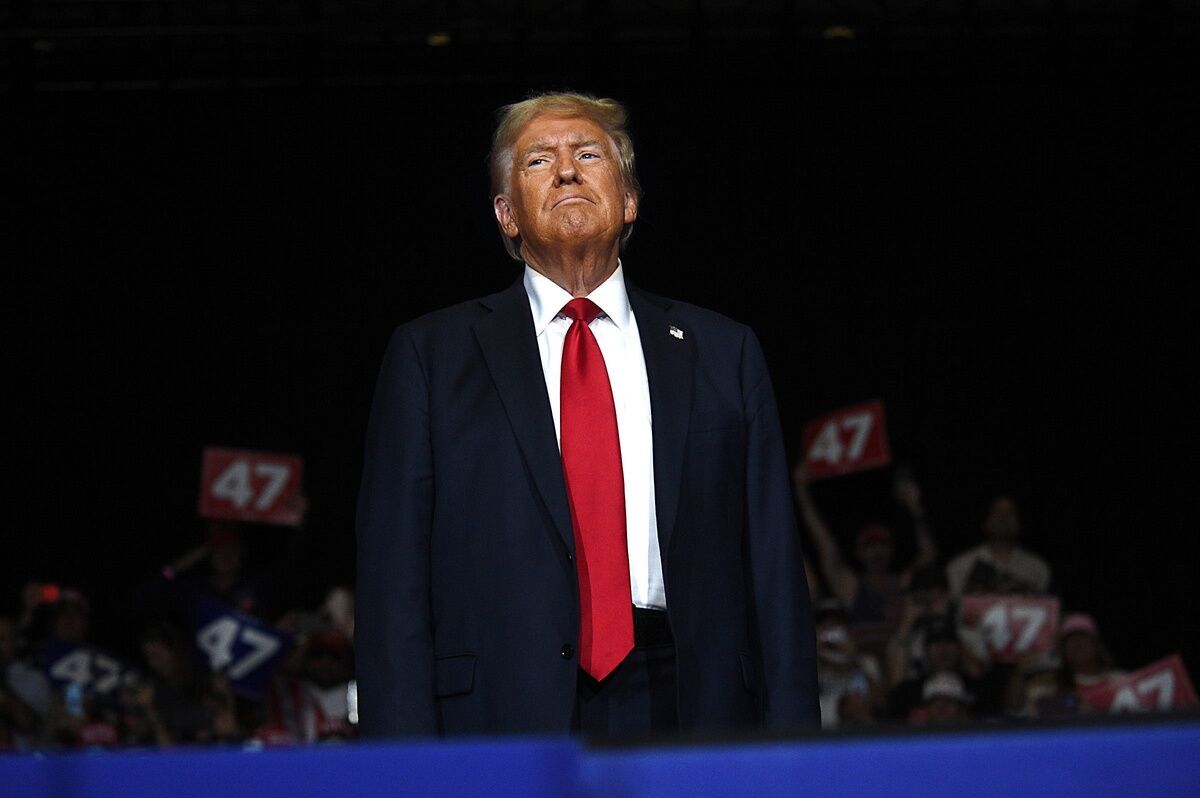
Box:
4 721 1199 798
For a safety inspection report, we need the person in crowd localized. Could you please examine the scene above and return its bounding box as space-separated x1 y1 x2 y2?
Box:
267 628 355 743
202 673 246 745
883 565 954 687
131 496 317 635
815 601 884 729
44 588 91 647
133 522 268 628
1 615 48 750
837 681 877 728
793 464 938 660
945 495 1052 598
1003 650 1064 719
914 672 974 725
1000 614 1121 719
117 675 170 747
137 622 212 744
276 586 357 645
1057 613 1124 692
16 582 60 644
886 615 985 722
17 588 120 750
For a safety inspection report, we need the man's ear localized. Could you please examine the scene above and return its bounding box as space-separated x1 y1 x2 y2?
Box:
623 191 639 224
493 196 520 238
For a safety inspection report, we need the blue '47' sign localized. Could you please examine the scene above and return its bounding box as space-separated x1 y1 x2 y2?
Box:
194 595 290 699
41 641 132 695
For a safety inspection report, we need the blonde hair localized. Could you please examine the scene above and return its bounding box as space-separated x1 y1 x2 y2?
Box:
489 91 641 261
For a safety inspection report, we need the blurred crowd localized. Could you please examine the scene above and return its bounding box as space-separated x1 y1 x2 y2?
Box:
1 520 357 751
794 465 1163 729
1 462 1191 751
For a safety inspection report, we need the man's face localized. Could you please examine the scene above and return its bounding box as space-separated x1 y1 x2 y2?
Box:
984 496 1021 543
494 114 637 261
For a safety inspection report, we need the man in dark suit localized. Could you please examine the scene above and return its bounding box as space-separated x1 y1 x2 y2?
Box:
356 92 819 738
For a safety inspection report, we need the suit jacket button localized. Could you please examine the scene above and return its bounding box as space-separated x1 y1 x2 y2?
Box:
560 644 575 660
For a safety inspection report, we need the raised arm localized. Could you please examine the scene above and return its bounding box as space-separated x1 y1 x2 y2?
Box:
791 462 858 608
894 471 938 583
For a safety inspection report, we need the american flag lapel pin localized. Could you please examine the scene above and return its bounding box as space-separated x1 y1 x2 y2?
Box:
669 325 684 340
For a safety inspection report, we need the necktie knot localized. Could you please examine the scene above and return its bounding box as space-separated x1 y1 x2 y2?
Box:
561 297 603 325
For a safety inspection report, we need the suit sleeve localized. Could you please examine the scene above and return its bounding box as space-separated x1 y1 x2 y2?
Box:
740 327 821 728
355 325 437 737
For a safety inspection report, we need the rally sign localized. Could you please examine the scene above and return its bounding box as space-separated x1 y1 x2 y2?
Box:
41 641 133 696
198 447 304 526
958 594 1060 663
195 595 291 699
802 400 891 480
1078 655 1199 714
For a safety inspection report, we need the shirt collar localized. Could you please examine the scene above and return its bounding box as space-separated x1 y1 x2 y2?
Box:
522 260 632 336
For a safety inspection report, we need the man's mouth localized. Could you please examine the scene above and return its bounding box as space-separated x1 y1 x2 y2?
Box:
552 195 591 208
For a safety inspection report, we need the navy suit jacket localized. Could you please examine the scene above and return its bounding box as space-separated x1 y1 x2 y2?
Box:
355 273 819 737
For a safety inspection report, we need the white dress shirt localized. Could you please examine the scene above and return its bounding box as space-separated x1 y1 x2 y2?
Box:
523 262 666 610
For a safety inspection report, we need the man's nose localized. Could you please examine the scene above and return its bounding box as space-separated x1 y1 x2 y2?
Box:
554 157 581 185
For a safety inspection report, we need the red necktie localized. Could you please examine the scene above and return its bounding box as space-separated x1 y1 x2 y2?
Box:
559 297 633 681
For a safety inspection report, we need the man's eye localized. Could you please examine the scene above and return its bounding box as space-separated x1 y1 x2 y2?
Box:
528 158 547 167
579 152 598 160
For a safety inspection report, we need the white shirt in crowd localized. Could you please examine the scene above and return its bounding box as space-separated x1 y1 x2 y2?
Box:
945 543 1053 599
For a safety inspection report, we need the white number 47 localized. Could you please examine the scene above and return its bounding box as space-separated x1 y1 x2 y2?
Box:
808 412 875 466
1111 671 1176 713
196 616 281 680
211 459 291 511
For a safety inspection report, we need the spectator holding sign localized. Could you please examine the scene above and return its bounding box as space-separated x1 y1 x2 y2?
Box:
131 520 289 644
793 463 938 658
1001 614 1123 718
946 495 1052 599
1057 613 1124 693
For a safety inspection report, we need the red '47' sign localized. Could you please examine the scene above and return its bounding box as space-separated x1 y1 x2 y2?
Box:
1078 655 1198 714
198 447 304 527
802 400 891 480
958 594 1060 663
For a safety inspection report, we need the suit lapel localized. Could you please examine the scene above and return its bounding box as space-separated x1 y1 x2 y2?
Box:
473 278 576 556
628 282 694 560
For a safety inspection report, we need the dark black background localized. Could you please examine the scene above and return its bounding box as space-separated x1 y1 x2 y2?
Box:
6 23 1198 675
